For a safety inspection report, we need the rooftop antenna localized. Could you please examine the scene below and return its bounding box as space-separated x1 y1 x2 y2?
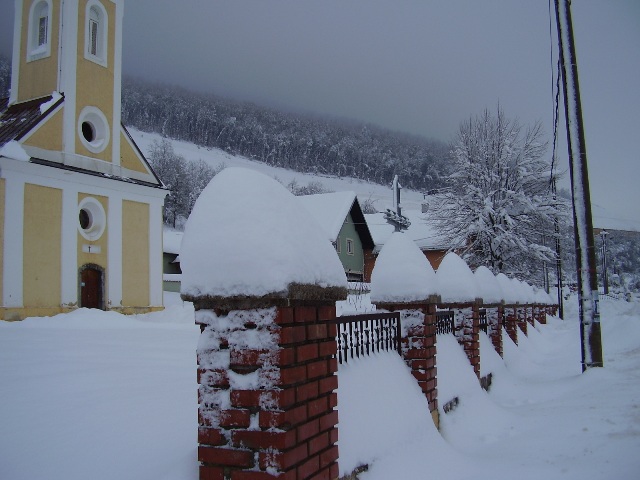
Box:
384 175 411 232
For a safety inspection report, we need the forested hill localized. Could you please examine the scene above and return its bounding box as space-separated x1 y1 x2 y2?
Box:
120 76 451 191
0 54 450 191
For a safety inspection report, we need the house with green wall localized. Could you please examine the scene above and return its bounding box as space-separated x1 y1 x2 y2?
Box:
162 191 376 289
298 191 375 282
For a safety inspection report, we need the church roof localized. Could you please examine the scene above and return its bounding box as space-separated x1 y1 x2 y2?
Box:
0 94 164 190
0 94 63 147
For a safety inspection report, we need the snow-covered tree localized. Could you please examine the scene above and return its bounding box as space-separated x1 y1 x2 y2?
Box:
147 139 221 228
432 107 567 282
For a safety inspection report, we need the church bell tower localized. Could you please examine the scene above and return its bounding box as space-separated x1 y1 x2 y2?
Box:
10 0 123 166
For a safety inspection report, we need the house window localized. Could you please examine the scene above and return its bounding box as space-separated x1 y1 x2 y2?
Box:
335 236 341 254
85 1 108 67
346 238 354 255
27 0 52 61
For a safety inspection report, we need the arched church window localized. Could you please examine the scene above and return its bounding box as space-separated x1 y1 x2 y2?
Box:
27 0 52 61
85 1 108 67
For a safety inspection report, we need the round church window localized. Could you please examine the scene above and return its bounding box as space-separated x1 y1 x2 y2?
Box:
77 197 106 241
78 106 110 154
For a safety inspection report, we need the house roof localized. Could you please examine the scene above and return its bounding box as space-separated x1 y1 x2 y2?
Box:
365 209 454 254
298 191 374 249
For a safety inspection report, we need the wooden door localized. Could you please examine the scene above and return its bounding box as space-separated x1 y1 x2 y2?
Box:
81 267 103 309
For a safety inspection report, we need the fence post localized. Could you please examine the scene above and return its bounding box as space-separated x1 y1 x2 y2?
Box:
504 305 519 345
485 304 504 357
193 297 344 480
375 300 440 429
180 168 348 480
516 305 528 336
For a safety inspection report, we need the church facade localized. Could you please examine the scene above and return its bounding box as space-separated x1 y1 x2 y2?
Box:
0 0 167 320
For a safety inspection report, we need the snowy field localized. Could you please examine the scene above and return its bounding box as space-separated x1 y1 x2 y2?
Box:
1 293 639 479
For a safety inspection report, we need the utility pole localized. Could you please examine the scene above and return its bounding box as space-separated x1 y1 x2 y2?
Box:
554 0 603 370
599 230 609 295
551 178 564 318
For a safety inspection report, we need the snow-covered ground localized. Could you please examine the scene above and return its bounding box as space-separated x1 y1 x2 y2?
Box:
1 293 639 479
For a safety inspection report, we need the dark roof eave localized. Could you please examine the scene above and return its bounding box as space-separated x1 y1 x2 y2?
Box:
28 157 167 190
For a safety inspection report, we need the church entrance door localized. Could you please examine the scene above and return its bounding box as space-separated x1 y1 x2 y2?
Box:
80 266 104 310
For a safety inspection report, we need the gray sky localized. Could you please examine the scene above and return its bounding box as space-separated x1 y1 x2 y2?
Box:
1 0 639 225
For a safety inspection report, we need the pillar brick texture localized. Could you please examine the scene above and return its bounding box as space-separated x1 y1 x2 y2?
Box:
485 305 503 357
196 304 339 480
516 306 528 336
504 306 518 345
376 303 439 425
443 304 480 379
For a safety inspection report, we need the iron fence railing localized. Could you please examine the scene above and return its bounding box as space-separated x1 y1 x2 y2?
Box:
332 312 401 364
478 309 488 334
436 310 455 335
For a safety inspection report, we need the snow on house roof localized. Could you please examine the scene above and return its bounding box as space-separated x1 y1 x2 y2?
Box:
370 231 438 304
298 191 374 250
163 228 183 255
298 191 358 243
180 167 347 299
365 209 452 253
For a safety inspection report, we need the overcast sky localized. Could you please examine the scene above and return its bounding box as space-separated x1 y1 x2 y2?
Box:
1 0 638 225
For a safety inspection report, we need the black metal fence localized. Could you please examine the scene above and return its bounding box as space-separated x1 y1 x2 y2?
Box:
332 312 402 364
478 309 488 333
436 310 455 335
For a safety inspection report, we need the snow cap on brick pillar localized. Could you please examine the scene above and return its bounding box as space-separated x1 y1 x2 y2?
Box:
511 279 529 305
180 167 348 304
370 231 439 304
435 252 479 303
473 266 504 306
496 273 517 305
181 167 346 480
369 231 440 425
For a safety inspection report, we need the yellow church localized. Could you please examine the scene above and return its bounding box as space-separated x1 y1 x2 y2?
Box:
0 0 167 320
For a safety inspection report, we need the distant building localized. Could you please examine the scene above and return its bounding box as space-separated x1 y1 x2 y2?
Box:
365 210 453 271
0 0 166 320
298 191 376 282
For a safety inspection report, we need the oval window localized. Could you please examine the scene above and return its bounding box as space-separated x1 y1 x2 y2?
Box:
77 197 106 241
77 106 110 154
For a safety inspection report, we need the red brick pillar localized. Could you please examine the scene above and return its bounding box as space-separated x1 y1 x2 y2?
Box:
504 306 518 345
526 306 535 327
516 305 528 336
442 303 480 379
195 299 341 480
486 305 503 357
376 302 439 428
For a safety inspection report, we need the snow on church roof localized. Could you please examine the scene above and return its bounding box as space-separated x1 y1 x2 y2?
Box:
180 167 347 299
